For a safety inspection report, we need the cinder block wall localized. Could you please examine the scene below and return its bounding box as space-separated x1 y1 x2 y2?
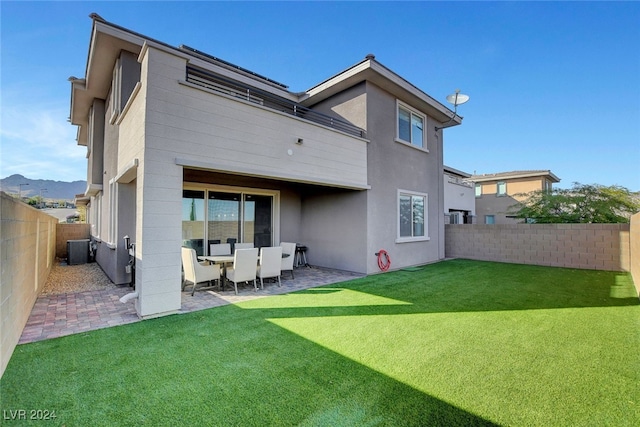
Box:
630 213 640 296
56 223 91 258
445 223 631 272
0 192 58 378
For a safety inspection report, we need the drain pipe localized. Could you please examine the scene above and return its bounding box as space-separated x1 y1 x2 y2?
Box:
120 292 138 303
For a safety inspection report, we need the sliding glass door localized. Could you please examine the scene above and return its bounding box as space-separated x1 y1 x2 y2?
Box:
206 191 273 253
208 192 241 248
182 190 205 255
244 194 272 248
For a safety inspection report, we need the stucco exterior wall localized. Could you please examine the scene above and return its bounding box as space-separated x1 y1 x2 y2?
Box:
1 193 58 378
364 83 444 272
301 189 368 273
169 68 369 190
443 173 475 223
475 177 550 224
445 223 631 272
475 194 520 225
630 212 640 296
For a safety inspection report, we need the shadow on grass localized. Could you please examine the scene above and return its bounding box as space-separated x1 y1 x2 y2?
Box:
1 299 500 426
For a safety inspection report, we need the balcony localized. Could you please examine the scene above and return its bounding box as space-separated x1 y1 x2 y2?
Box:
185 65 365 138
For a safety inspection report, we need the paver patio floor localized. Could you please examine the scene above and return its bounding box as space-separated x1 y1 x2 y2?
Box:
19 266 364 344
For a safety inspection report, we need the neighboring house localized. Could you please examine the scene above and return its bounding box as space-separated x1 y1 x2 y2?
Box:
69 15 463 319
470 170 560 224
443 166 475 224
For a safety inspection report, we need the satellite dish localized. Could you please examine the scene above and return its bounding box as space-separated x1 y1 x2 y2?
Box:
446 90 470 107
435 89 470 132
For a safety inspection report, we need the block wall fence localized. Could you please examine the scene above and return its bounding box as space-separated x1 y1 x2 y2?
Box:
56 223 91 258
445 222 637 283
631 212 640 296
1 193 58 378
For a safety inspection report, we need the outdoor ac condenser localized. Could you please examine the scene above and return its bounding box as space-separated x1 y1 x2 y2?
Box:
67 239 90 265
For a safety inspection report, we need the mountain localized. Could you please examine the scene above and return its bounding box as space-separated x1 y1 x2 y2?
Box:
0 174 86 201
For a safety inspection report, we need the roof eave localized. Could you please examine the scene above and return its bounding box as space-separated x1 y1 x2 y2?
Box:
300 57 460 126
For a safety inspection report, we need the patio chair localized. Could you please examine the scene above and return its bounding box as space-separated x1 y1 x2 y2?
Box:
234 242 254 251
257 246 282 289
181 247 221 296
226 247 259 295
280 242 296 279
210 243 231 256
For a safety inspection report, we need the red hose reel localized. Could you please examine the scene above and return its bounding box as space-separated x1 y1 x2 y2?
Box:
376 250 391 271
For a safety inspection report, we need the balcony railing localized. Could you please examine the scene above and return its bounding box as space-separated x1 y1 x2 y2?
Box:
186 66 365 138
446 175 474 188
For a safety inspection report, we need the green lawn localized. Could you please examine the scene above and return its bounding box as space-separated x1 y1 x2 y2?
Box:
2 259 639 426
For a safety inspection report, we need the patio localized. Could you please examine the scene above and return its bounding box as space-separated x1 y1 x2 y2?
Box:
19 263 364 345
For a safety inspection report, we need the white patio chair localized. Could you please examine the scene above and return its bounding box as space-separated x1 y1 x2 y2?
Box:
226 247 259 295
181 247 221 296
280 242 296 279
234 242 254 251
210 243 231 256
257 246 283 289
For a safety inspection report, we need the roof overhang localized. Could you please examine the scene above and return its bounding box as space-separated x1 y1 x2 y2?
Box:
444 165 471 178
472 170 561 183
84 183 103 197
300 57 462 127
69 19 146 146
176 157 370 191
74 194 90 206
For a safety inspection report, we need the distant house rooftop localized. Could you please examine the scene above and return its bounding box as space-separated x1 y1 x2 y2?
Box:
469 170 560 183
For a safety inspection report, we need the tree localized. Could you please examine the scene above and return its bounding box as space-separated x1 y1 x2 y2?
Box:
508 182 640 224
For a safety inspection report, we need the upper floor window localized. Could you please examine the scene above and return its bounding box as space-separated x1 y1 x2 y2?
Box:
397 101 425 149
497 181 507 197
110 58 122 123
475 183 482 198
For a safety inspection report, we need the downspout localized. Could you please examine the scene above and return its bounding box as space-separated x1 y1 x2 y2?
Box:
120 292 138 303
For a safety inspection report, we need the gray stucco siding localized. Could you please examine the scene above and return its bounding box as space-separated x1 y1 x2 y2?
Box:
364 83 443 272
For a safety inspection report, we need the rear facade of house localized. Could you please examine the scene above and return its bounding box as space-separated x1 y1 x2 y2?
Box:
69 15 462 318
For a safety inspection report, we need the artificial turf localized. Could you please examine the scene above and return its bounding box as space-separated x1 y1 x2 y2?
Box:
1 259 639 426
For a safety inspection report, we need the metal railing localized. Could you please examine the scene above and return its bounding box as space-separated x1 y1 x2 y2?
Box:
186 66 365 138
446 175 474 188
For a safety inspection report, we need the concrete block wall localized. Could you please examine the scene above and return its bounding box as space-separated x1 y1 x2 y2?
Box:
445 223 631 272
630 213 640 296
0 192 58 378
56 223 91 258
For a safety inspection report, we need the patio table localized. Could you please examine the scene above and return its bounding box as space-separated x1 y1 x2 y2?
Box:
198 255 234 290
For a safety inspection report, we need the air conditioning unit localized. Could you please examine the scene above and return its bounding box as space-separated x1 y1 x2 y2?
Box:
67 239 90 265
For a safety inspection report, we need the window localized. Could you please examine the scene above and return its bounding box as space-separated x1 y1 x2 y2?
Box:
398 190 428 242
110 58 121 123
475 183 482 198
449 211 461 224
93 193 102 238
497 181 507 197
108 180 118 246
397 101 425 149
485 215 495 224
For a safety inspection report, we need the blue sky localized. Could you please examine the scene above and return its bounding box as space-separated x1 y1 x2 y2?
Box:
1 1 639 190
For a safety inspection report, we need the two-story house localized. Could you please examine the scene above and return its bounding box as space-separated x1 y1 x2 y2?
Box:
69 15 463 319
443 166 475 224
470 170 560 224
